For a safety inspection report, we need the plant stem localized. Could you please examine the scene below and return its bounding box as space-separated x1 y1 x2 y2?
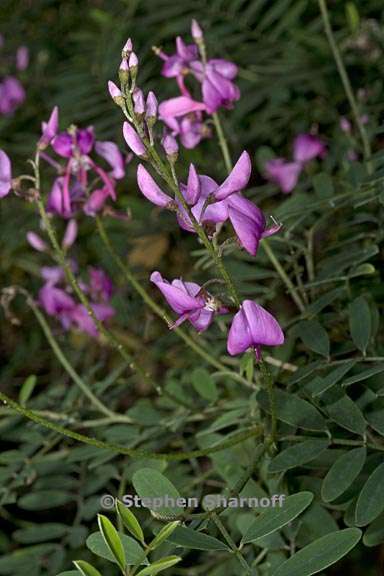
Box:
211 513 253 575
212 112 233 173
318 0 372 173
260 361 277 449
262 239 306 313
0 391 263 461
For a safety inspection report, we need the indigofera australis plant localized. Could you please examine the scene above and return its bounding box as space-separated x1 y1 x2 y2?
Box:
1 5 383 576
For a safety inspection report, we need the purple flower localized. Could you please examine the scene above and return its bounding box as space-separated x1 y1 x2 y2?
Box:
83 187 110 216
293 134 326 164
227 300 284 359
88 267 114 302
227 194 281 256
62 219 78 249
0 150 12 198
39 284 76 330
70 303 115 337
191 59 240 114
264 159 302 194
16 46 29 71
159 96 206 119
162 112 209 149
39 106 59 148
27 232 48 252
145 91 158 122
123 122 146 157
0 76 25 115
159 37 198 79
94 141 125 180
150 271 226 332
137 164 173 208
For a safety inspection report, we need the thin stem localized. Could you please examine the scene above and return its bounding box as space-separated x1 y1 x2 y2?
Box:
12 286 131 422
0 391 263 461
318 0 372 173
211 513 253 575
260 361 277 450
212 112 233 173
262 239 306 313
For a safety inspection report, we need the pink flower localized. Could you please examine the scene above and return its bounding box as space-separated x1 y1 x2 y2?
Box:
227 300 284 360
39 106 59 148
293 134 326 164
150 271 226 332
0 76 25 115
0 150 12 198
16 46 29 71
264 159 302 194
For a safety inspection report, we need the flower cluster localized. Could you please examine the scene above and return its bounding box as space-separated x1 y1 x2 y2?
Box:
39 264 115 337
37 108 127 218
107 30 284 359
265 133 326 193
0 34 28 116
156 20 240 148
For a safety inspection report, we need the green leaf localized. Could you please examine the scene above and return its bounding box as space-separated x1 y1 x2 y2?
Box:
167 526 229 550
306 360 356 397
149 521 180 550
86 532 145 566
57 572 79 576
272 528 362 576
269 439 329 473
296 321 330 358
97 515 126 571
18 490 73 510
73 560 102 576
342 364 384 387
191 368 218 402
363 512 384 547
13 523 68 543
322 389 366 435
136 556 181 576
242 492 313 544
132 468 184 519
355 463 384 526
19 375 37 405
257 389 326 431
321 447 366 502
349 296 371 354
116 500 144 544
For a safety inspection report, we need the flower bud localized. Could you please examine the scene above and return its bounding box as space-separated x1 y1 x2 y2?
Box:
108 81 125 107
123 122 147 157
27 231 48 252
162 134 178 162
122 38 133 58
62 219 78 249
119 58 129 86
145 91 158 124
128 52 138 87
191 19 203 41
133 88 145 116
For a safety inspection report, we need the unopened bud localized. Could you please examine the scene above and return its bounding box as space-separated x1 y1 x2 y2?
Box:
123 121 147 157
133 88 145 116
145 91 158 125
191 19 203 41
122 38 133 58
62 219 78 249
108 81 125 107
119 58 129 86
27 232 48 253
162 134 178 162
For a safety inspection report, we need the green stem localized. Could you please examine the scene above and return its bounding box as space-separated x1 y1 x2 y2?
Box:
13 287 131 422
212 112 233 173
260 361 277 449
262 239 306 313
0 391 262 461
318 0 372 173
211 513 253 575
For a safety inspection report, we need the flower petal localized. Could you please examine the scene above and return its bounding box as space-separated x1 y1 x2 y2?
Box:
227 308 252 355
0 150 12 198
214 151 252 200
95 141 125 179
137 164 172 208
242 300 284 347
